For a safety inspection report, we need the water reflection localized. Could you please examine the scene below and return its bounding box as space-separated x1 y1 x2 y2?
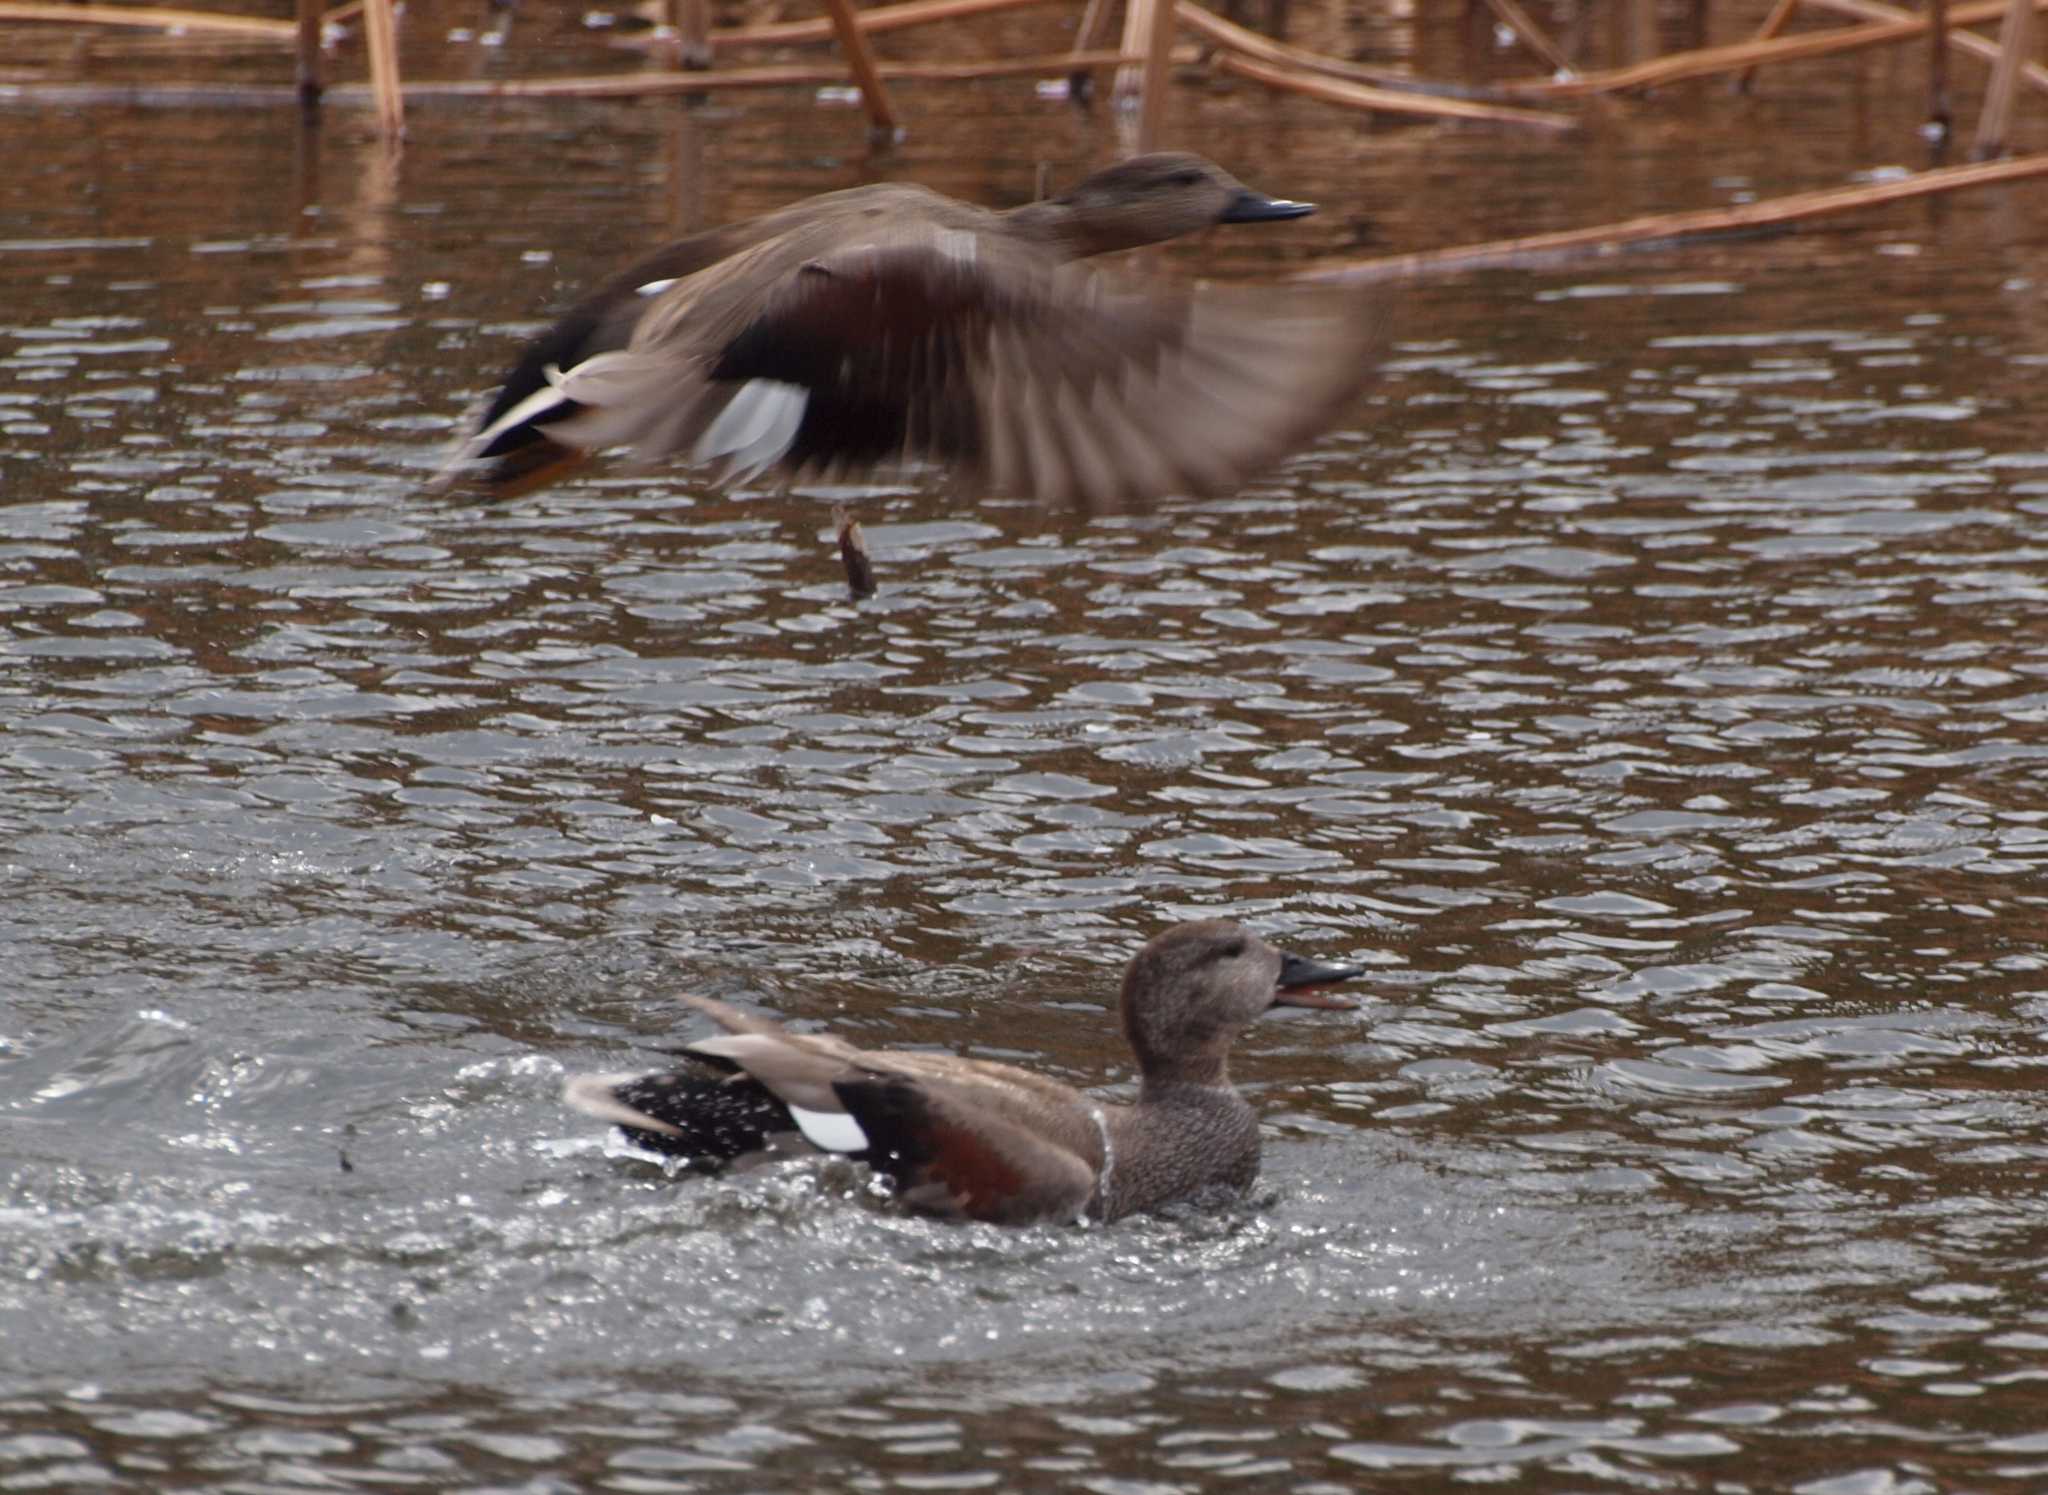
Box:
5 5 2048 1490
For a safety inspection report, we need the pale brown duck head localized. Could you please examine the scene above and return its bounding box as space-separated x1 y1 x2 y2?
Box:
1006 152 1315 259
1120 919 1360 1091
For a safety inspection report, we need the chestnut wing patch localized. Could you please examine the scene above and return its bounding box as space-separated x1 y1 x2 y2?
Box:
833 1069 1097 1226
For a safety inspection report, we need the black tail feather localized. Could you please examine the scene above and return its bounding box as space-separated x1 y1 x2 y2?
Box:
604 1072 798 1168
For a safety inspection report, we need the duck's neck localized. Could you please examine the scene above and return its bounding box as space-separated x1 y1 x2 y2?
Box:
1138 1054 1231 1099
1000 200 1151 261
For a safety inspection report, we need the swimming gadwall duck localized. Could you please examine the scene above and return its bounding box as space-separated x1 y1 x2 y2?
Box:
562 919 1362 1225
438 154 1384 510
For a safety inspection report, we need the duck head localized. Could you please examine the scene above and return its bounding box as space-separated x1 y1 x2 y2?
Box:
1018 153 1315 258
1120 919 1360 1088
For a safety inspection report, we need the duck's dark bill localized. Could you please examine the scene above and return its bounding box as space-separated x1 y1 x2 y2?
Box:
1273 952 1364 1009
1219 190 1316 223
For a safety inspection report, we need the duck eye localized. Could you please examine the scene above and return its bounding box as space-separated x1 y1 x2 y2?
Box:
1169 170 1205 187
1218 940 1246 961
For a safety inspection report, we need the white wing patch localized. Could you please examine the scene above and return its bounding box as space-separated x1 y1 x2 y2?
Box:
693 378 809 482
931 227 978 266
787 1104 870 1154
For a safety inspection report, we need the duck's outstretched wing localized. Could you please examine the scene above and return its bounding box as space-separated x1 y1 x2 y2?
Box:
433 220 783 498
563 1022 1104 1222
434 186 957 498
464 227 1386 511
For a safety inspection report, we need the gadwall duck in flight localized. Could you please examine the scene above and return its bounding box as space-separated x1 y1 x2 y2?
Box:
563 919 1362 1225
438 153 1384 511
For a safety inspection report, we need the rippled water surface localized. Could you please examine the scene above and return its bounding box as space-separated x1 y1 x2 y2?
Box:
5 2 2048 1488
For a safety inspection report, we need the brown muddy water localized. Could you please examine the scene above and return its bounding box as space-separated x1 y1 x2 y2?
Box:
4 2 2048 1490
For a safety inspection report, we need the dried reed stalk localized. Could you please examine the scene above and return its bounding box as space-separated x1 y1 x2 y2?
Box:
669 0 711 69
1973 0 2036 155
1117 0 1157 105
817 0 900 138
1803 0 2048 95
1135 0 1177 149
362 0 402 136
1930 0 1950 124
296 0 322 100
1297 151 2048 284
334 49 1180 99
1177 2 1508 99
711 0 1055 49
1216 51 1577 132
1069 0 1114 62
0 1 293 37
1504 0 2048 97
1485 0 1572 74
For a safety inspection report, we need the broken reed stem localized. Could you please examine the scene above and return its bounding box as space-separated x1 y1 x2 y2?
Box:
1069 0 1114 60
711 0 1056 49
361 0 402 136
1803 0 2048 96
1135 0 1177 150
1929 0 1951 124
817 0 901 139
671 0 711 70
1296 151 2048 285
1216 51 1576 132
1733 0 1800 89
833 508 877 600
1176 2 1513 100
1484 0 1573 74
1501 0 2048 97
1116 0 1157 106
1973 0 2036 156
295 0 322 102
